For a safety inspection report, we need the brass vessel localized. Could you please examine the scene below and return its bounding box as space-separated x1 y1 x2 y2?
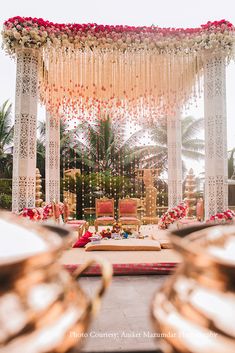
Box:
0 212 112 353
152 224 235 353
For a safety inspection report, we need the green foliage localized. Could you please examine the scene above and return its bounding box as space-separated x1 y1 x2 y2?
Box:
63 172 137 218
0 178 12 210
228 148 235 179
0 193 12 210
74 117 137 175
0 100 13 178
0 179 12 194
130 116 205 174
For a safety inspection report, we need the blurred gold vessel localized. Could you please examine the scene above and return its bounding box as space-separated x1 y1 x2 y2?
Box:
152 224 235 353
0 212 112 353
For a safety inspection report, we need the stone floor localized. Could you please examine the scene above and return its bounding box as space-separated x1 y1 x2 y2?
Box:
78 275 168 352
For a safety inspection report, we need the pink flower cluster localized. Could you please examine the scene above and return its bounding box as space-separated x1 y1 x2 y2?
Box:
2 16 234 54
19 202 64 221
158 202 188 230
207 209 235 224
20 207 43 221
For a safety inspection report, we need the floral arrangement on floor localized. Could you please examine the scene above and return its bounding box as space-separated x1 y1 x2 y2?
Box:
158 202 188 230
19 202 64 221
20 207 43 221
207 209 235 224
2 17 234 55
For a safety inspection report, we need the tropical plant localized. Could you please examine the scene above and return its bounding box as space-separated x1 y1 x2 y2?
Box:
73 117 140 175
0 100 14 178
228 148 235 179
128 116 205 173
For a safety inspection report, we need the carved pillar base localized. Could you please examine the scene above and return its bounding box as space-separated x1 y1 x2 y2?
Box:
204 54 228 218
167 111 182 208
12 49 38 213
45 111 60 203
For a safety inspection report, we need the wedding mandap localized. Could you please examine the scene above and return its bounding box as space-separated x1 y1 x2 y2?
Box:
1 16 235 353
2 17 234 222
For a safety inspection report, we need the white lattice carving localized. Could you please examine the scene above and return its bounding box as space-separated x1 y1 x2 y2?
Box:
204 54 228 218
12 49 38 213
45 111 60 203
167 111 182 208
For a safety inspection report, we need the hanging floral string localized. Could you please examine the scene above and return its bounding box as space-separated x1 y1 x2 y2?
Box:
2 17 234 124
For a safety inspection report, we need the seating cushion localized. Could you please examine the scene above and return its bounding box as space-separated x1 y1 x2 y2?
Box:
97 200 113 214
66 224 83 230
73 231 92 248
85 239 161 251
151 231 172 249
67 220 87 225
119 217 140 222
96 217 115 221
119 199 137 215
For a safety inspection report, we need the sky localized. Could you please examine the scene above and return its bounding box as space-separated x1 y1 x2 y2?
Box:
1 0 235 174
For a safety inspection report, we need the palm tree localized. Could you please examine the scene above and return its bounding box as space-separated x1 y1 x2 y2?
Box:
228 148 235 179
74 117 139 175
0 100 14 178
129 116 205 174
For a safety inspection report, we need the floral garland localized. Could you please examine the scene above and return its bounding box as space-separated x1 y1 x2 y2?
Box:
207 209 235 224
158 202 188 230
2 17 234 55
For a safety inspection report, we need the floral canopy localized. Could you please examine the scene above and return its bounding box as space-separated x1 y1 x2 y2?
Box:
2 17 235 122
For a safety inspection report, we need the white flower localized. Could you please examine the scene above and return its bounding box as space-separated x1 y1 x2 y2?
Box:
35 35 41 42
6 29 13 36
13 31 21 40
22 36 29 43
30 29 37 37
62 39 69 46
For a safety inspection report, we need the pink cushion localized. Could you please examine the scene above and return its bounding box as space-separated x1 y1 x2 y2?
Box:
119 200 137 215
97 200 113 215
97 217 115 221
67 220 87 225
178 219 200 225
66 224 83 230
119 217 139 221
73 231 92 248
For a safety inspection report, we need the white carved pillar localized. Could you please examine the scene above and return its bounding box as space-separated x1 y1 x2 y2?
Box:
204 54 228 218
12 49 38 213
167 111 182 208
45 111 60 203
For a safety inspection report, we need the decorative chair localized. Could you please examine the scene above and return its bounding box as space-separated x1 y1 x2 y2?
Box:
118 198 142 231
94 198 115 232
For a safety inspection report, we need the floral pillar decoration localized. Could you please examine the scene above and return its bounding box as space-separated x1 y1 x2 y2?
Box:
204 53 228 218
12 49 38 213
167 111 182 208
45 111 60 203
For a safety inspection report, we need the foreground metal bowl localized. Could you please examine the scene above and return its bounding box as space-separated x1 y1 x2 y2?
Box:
152 224 235 353
0 212 112 353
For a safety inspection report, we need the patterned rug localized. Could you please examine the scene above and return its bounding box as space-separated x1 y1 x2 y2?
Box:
60 248 181 275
